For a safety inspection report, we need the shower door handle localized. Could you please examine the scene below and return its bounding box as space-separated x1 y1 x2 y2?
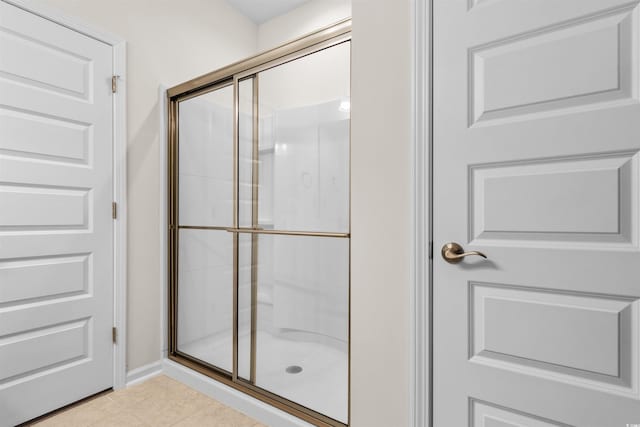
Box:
441 242 487 264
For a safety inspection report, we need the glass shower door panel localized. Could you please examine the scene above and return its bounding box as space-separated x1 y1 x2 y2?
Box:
176 84 234 373
179 85 234 227
177 229 234 373
238 234 349 424
239 41 351 234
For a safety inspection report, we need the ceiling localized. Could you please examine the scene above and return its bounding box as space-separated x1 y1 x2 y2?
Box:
226 0 311 24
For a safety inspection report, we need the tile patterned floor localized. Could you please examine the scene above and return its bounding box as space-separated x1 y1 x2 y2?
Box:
28 375 266 427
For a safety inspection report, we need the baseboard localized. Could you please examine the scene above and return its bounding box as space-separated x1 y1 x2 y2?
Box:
125 361 163 387
162 359 313 427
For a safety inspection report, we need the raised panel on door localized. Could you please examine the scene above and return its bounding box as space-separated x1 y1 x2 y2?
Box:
433 1 640 426
0 3 114 425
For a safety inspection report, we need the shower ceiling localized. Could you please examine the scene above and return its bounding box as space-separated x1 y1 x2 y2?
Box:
225 0 311 24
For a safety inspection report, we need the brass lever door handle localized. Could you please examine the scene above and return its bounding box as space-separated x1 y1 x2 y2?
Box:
441 242 487 264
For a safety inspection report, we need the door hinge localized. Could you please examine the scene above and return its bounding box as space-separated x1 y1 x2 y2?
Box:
112 327 117 344
111 75 120 93
112 202 117 219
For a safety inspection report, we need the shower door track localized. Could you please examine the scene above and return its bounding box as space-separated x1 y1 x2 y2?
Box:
167 20 352 427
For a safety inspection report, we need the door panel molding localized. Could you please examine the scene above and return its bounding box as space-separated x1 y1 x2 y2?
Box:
469 150 640 247
469 399 572 427
469 282 640 398
468 2 640 126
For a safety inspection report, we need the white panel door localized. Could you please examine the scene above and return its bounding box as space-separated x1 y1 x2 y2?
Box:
0 3 114 425
434 1 640 426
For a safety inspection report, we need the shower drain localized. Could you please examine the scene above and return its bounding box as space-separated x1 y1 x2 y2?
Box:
285 365 303 374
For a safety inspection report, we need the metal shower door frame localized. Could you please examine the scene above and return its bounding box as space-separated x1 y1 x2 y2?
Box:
167 20 352 427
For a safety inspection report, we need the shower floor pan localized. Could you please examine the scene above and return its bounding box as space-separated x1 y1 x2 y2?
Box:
180 329 348 423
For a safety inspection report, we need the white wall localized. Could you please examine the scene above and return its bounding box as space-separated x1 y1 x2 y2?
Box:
350 0 413 425
32 0 258 372
257 0 351 52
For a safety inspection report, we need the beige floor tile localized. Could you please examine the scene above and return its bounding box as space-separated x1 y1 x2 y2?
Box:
31 394 125 426
80 395 127 417
89 412 149 427
103 387 151 410
30 376 264 427
31 399 113 427
132 390 215 426
105 377 186 414
173 405 266 427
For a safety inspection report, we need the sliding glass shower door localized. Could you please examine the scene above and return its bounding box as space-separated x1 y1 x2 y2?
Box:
176 84 234 374
237 42 350 423
168 24 351 427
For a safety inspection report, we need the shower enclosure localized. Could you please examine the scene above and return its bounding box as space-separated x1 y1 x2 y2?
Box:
167 21 351 427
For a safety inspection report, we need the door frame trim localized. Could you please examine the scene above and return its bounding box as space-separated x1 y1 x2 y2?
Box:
1 0 129 391
411 0 431 426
